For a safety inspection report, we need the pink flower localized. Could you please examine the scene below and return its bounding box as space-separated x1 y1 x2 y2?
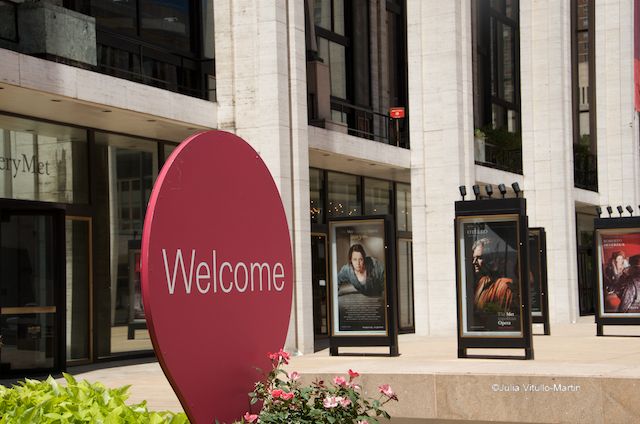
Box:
244 412 258 423
281 392 294 400
270 389 283 398
339 397 352 407
347 382 361 390
378 384 397 400
333 376 347 386
289 371 301 381
323 396 339 408
348 369 360 380
267 349 291 365
356 421 369 424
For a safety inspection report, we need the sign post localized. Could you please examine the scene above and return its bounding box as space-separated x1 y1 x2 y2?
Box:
529 228 551 335
141 131 293 424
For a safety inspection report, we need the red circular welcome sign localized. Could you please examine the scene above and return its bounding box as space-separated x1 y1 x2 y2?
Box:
141 131 293 424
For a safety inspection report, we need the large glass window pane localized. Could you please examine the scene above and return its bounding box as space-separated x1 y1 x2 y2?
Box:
0 1 17 42
0 115 88 204
95 133 157 356
329 42 347 99
66 218 91 361
333 0 345 35
327 172 361 218
398 239 414 330
396 183 412 232
364 178 391 215
314 0 331 30
90 0 137 36
310 168 325 224
140 0 192 52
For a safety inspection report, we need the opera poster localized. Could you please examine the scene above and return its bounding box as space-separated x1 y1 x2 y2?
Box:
329 219 387 336
528 231 543 317
597 229 640 317
457 215 523 337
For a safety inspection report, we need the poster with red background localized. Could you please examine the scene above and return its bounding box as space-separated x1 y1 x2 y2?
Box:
599 231 640 314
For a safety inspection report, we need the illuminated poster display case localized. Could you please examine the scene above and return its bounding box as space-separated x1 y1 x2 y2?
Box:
594 216 640 335
454 198 533 359
328 216 398 356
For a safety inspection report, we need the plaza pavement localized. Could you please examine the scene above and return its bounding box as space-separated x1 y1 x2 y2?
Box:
15 316 640 423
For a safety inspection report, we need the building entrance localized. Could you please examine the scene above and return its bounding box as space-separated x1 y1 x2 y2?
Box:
0 202 65 376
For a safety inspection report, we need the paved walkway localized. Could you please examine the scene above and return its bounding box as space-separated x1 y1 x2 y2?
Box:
51 316 639 420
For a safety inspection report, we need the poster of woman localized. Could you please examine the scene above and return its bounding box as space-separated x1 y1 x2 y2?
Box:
457 215 523 337
329 219 387 336
597 230 640 316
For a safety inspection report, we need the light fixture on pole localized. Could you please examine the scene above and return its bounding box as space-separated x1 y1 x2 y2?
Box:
472 185 480 200
606 206 613 218
511 182 521 198
485 184 493 198
617 206 624 217
498 184 507 198
459 185 467 201
595 206 602 217
626 205 633 216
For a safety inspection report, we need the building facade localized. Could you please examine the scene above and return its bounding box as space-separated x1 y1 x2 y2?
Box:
0 0 637 375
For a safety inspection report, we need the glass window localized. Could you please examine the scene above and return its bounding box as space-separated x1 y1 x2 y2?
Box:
0 114 89 204
364 178 392 215
396 183 412 232
327 172 361 218
90 0 137 36
314 0 332 30
95 132 158 356
0 1 17 42
310 168 325 224
66 218 91 361
140 0 192 52
329 42 347 99
398 239 414 330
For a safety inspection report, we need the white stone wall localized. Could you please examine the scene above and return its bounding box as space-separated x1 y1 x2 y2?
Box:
595 0 640 209
407 1 475 336
520 0 579 323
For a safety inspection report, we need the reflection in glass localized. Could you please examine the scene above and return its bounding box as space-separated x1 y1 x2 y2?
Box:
0 213 57 371
95 133 157 355
327 172 361 218
140 0 192 52
396 183 412 232
310 168 325 224
398 239 414 330
66 219 91 361
0 114 88 204
364 178 391 215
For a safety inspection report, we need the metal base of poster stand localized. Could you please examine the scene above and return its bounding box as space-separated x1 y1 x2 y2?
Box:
329 337 399 357
532 318 551 336
596 319 640 337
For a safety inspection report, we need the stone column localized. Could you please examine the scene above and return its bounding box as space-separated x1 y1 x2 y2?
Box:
407 1 475 336
520 0 579 323
214 0 314 353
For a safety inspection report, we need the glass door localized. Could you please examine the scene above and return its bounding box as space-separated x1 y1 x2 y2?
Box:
0 207 65 376
311 234 330 352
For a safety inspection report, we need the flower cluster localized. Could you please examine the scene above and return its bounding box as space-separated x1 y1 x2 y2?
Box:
234 351 398 424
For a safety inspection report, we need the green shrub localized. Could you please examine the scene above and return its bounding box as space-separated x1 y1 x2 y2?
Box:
0 373 189 424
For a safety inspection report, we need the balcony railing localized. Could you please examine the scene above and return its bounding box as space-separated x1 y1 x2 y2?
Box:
574 149 598 191
474 136 523 174
321 98 409 148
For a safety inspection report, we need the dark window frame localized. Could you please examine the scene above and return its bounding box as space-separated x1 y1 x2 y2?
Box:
571 0 598 191
472 0 523 174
